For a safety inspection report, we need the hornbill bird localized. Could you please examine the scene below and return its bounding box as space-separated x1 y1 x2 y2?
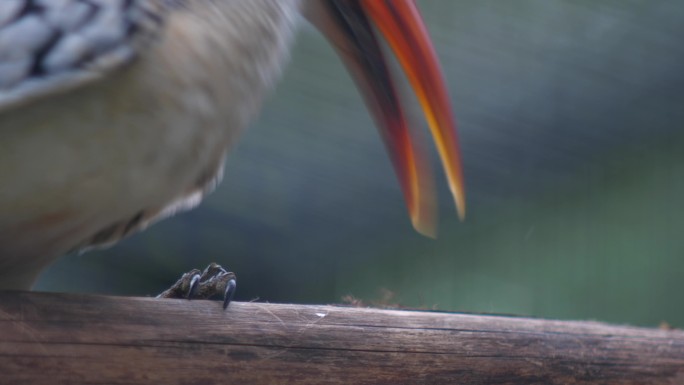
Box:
0 0 465 303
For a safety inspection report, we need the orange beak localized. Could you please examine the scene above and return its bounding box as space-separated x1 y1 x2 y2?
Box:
306 0 465 237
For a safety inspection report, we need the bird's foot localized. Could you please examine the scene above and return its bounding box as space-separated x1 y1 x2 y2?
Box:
157 263 237 309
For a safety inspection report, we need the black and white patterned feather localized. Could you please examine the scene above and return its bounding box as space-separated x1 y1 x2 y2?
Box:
0 0 165 112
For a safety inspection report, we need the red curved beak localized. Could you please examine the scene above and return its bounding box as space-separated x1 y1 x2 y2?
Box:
307 0 465 237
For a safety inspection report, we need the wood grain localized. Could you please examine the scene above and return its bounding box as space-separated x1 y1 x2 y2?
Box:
0 291 682 384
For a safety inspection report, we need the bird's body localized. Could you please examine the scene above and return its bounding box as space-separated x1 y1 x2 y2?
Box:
0 0 464 291
0 0 301 288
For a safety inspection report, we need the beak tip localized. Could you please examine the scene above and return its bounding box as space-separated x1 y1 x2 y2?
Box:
410 206 437 239
456 199 466 222
414 222 438 239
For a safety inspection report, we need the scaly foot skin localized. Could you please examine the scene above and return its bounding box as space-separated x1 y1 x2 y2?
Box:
157 263 237 309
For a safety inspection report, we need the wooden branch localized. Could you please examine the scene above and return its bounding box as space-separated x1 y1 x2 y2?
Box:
0 291 682 384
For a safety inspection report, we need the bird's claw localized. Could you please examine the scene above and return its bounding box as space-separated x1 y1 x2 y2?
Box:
187 272 202 299
157 263 237 308
223 278 237 309
156 268 202 299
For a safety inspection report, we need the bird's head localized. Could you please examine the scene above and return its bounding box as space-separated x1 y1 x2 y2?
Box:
304 0 465 237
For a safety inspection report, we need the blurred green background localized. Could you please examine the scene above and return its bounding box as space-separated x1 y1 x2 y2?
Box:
37 0 684 328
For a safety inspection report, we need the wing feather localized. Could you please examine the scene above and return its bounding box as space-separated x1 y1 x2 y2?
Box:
0 0 165 112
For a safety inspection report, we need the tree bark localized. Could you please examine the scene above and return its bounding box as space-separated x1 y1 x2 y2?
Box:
0 291 682 384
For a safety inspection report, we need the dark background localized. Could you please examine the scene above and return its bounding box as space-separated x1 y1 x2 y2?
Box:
37 0 684 328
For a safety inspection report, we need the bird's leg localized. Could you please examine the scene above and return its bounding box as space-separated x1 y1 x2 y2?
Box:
157 263 237 308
